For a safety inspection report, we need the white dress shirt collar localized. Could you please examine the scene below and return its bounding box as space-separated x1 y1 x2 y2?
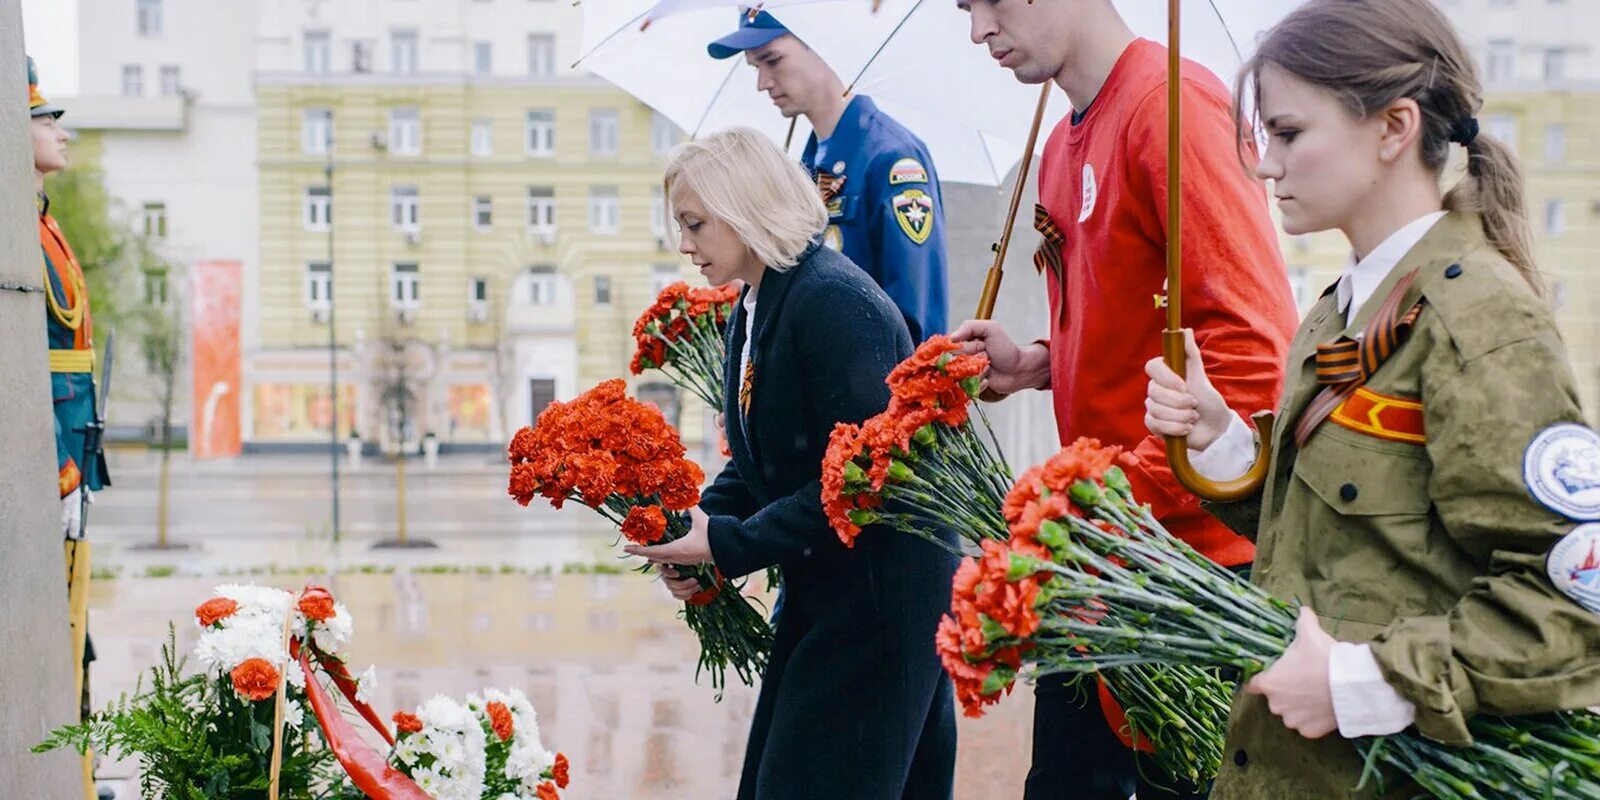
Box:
1336 211 1447 323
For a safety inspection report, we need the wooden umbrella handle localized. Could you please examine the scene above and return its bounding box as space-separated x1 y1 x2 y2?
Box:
1161 0 1272 501
975 83 1051 402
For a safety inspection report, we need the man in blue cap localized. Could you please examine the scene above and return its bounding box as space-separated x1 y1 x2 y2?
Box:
709 9 948 344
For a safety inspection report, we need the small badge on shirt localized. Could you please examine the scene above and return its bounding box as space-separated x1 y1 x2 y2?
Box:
1524 423 1600 521
823 224 843 251
892 189 934 245
1547 523 1600 614
888 157 929 185
1078 163 1098 222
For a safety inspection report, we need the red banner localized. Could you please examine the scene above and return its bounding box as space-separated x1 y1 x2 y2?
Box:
191 259 243 458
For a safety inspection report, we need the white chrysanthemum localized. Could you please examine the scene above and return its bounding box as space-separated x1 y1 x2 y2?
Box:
394 737 422 767
355 666 377 704
388 694 490 800
310 602 354 652
284 698 305 729
193 616 288 674
285 660 307 689
419 695 476 731
213 584 293 621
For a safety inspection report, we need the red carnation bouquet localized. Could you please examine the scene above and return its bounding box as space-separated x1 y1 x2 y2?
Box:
821 336 1014 551
935 439 1233 785
939 438 1600 799
508 379 771 692
629 282 739 410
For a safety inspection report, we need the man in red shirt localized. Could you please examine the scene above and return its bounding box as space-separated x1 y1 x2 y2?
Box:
953 1 1298 798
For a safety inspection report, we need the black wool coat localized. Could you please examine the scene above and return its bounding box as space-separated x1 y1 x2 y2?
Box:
703 241 958 800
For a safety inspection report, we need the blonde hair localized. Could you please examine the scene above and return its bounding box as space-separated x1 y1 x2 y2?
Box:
663 127 827 270
1234 0 1542 296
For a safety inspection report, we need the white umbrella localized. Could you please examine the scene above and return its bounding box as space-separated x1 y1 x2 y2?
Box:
623 0 1304 502
577 0 1032 185
614 0 1299 178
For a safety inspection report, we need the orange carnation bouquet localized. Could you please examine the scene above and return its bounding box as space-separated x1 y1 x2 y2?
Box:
821 336 1014 551
508 379 771 692
629 281 739 410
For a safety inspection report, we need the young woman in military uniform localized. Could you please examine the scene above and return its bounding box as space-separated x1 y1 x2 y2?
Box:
1143 1 1600 797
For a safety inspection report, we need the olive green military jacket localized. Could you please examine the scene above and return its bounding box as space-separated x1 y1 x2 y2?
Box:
1206 212 1600 799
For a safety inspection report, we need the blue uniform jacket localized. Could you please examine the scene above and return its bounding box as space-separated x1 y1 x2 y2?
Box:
802 95 948 342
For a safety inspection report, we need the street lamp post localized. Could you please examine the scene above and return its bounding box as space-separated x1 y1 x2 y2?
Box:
326 128 341 543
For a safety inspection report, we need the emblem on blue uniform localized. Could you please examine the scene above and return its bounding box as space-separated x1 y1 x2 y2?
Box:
1524 423 1600 521
892 189 934 245
823 224 843 251
1547 523 1600 614
888 157 928 185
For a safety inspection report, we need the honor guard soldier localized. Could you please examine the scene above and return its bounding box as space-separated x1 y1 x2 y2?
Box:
708 10 949 342
32 54 106 799
32 56 108 530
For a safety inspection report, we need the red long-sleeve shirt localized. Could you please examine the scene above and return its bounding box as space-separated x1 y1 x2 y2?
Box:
1037 39 1297 567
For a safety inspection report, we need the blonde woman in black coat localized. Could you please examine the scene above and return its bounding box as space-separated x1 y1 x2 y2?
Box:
626 127 957 800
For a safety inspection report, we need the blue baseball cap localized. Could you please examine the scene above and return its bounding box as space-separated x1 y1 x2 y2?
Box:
707 10 793 60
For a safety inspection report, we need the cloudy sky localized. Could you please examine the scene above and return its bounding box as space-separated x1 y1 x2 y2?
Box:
21 0 79 96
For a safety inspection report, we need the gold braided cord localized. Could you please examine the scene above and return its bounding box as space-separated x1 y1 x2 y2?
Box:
42 253 86 331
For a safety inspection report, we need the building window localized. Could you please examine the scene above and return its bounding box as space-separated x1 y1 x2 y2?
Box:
651 112 680 157
529 377 556 423
1545 199 1566 236
352 40 372 73
527 186 556 233
526 110 555 156
1543 48 1566 83
587 187 620 234
302 108 334 155
589 109 620 157
1487 113 1518 151
1545 124 1566 164
637 383 681 429
389 107 421 155
137 0 162 37
1487 38 1515 82
473 196 493 230
159 66 181 96
528 265 557 305
305 31 331 74
142 203 167 238
391 263 420 310
390 186 420 232
473 41 493 75
122 65 143 97
391 30 420 75
594 275 612 306
304 186 332 231
143 269 168 305
471 118 494 156
649 186 666 240
528 34 555 76
468 277 489 321
650 264 678 295
305 262 332 311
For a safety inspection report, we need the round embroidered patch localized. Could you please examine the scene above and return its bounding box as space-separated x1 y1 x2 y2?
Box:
1524 423 1600 521
1547 523 1600 614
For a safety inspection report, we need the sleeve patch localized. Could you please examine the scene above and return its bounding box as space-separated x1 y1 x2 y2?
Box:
891 189 934 245
1524 423 1600 521
1547 523 1600 614
888 157 929 185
